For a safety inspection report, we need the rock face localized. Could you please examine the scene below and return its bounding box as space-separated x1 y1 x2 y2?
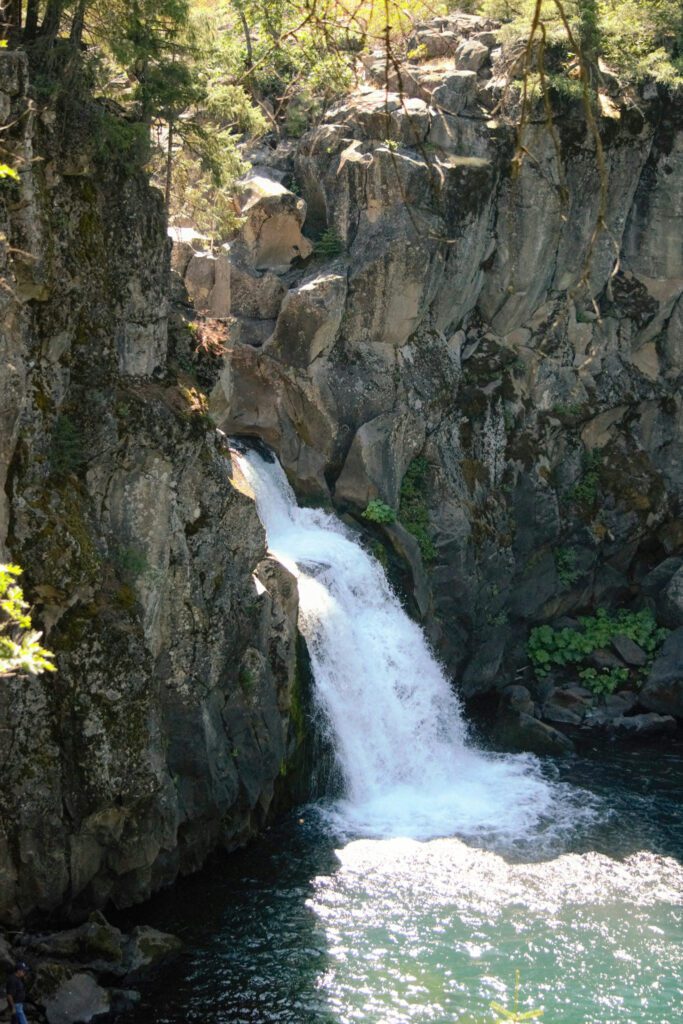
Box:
0 54 304 924
208 14 683 724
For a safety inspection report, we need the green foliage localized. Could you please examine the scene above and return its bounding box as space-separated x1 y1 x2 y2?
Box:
362 499 396 524
314 227 345 257
399 457 436 563
554 546 580 586
0 564 56 678
92 110 150 168
528 607 669 687
478 0 683 85
578 664 629 696
567 448 601 512
49 415 86 478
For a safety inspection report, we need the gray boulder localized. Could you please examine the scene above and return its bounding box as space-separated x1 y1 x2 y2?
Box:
454 39 490 72
123 926 182 973
611 635 647 667
609 713 677 738
43 973 110 1024
494 712 574 756
639 628 683 717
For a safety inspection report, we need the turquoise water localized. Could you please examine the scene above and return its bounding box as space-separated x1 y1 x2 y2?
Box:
121 745 683 1024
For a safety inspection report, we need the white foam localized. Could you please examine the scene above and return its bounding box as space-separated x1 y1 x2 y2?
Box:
235 449 590 843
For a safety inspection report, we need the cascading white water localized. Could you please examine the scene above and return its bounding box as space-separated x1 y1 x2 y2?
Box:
234 447 578 843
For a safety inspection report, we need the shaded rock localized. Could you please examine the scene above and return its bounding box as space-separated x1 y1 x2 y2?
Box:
123 926 182 973
183 248 230 317
603 690 638 714
542 687 588 725
659 565 683 628
589 648 624 670
609 713 677 738
498 684 535 716
108 990 141 1014
268 268 346 368
610 635 647 667
30 963 74 1007
29 913 124 971
43 973 109 1024
639 628 683 717
0 934 14 972
641 557 683 597
229 257 286 320
335 410 426 509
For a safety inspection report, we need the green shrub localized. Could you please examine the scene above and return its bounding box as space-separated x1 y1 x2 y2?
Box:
567 448 602 512
399 457 436 563
527 608 669 691
314 227 345 257
50 415 86 478
554 546 581 586
362 499 396 524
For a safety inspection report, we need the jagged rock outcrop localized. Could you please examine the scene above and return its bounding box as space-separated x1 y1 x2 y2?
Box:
0 53 305 925
206 12 683 729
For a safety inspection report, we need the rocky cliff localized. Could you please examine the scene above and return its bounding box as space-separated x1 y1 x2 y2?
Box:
0 52 305 925
205 12 683 745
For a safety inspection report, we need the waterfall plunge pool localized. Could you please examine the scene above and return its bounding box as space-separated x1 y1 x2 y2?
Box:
119 449 682 1024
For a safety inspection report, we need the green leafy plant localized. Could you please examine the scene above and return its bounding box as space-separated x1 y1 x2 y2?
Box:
399 457 436 562
567 448 602 512
362 499 396 524
1 565 56 678
578 665 629 696
528 608 669 690
554 546 580 586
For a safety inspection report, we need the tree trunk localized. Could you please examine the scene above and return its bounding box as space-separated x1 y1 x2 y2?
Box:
24 0 38 40
165 120 174 214
69 0 87 47
39 0 63 43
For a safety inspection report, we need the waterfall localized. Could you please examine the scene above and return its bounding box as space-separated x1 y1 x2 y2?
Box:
234 447 569 843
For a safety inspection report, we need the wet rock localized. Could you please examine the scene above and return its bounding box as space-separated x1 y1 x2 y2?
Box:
494 713 574 756
603 690 638 714
42 973 109 1024
639 628 683 718
610 635 647 667
123 926 182 973
608 713 677 738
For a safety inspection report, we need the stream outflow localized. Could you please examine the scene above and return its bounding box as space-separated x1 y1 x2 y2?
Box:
122 449 683 1024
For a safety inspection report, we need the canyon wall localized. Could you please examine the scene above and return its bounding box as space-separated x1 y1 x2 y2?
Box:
0 52 305 925
211 13 683 739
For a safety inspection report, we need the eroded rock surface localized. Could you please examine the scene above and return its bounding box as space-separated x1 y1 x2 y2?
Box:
0 53 304 925
205 14 683 732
